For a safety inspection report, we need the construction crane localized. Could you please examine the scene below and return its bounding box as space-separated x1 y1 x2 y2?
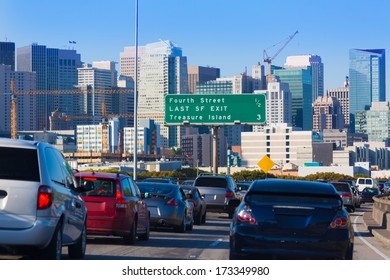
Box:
263 30 298 84
8 86 133 139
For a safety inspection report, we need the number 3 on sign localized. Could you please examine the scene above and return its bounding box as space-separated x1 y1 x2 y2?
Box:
257 114 261 120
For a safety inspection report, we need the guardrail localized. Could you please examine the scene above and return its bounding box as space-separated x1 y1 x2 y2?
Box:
369 194 390 247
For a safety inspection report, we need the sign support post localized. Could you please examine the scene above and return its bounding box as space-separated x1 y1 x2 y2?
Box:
212 126 218 175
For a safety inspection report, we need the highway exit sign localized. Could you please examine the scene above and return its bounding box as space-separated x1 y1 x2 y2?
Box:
164 94 266 125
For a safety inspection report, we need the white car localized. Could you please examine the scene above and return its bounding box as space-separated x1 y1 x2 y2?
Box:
0 138 87 259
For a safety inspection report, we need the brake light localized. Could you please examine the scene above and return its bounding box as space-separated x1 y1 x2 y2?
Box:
166 198 178 206
189 200 195 206
329 216 349 229
237 208 256 224
115 188 127 208
226 190 234 198
341 193 353 198
37 185 53 210
82 177 97 181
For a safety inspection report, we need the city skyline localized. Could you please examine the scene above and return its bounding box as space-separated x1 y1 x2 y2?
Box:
1 0 390 96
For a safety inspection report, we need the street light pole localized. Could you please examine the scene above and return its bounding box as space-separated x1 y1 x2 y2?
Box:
133 0 139 181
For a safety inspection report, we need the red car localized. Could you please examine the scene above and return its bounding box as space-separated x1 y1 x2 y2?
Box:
74 172 150 244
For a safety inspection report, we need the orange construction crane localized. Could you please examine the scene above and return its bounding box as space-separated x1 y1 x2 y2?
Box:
263 30 298 84
8 87 133 138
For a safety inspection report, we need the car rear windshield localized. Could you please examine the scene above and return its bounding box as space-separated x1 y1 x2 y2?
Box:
77 178 116 197
195 177 227 188
138 184 175 195
0 147 40 182
246 192 341 207
332 183 351 192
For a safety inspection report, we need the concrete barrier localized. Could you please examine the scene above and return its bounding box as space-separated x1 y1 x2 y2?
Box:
367 194 390 248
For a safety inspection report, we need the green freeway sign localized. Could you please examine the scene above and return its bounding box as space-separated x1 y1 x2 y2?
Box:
164 94 266 125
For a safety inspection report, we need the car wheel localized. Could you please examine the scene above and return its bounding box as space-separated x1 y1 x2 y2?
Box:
345 243 353 260
175 215 186 233
41 222 62 260
138 218 150 241
187 215 194 231
124 219 137 245
194 208 202 225
68 222 87 259
201 211 206 224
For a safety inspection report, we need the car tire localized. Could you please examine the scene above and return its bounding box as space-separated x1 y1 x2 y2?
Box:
175 215 186 233
345 243 353 260
138 218 150 241
187 215 194 231
124 219 137 245
41 222 62 260
194 208 202 225
201 211 206 224
68 222 87 259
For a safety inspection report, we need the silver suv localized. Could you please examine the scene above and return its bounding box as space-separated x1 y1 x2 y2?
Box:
194 174 240 218
0 138 87 259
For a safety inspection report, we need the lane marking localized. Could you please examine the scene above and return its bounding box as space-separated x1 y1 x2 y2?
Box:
353 214 390 260
209 238 223 247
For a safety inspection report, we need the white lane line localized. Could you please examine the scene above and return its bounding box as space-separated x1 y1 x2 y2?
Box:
353 214 390 260
209 238 223 247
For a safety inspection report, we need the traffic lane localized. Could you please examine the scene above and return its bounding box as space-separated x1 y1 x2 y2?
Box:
350 203 390 260
81 212 231 260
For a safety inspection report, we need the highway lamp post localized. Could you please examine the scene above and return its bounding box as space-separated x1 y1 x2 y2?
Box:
133 0 139 181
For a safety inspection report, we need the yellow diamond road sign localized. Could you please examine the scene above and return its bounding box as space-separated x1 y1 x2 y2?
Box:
257 155 275 173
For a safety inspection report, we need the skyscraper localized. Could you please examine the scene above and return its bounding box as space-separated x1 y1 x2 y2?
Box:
17 43 81 129
187 66 220 94
120 40 189 148
274 68 312 130
349 49 386 115
0 42 15 71
326 77 350 130
284 55 324 101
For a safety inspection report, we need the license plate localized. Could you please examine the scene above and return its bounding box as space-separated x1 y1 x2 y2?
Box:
149 207 160 217
205 194 216 201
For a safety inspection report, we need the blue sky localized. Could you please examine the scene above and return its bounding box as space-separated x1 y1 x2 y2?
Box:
1 0 390 93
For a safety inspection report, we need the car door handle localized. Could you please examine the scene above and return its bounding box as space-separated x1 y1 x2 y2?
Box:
0 190 7 199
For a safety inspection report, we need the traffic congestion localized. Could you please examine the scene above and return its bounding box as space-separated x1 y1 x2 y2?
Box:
1 138 390 260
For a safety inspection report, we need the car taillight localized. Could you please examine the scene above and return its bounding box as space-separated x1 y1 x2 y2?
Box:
329 215 349 229
237 208 256 224
116 190 127 208
166 198 178 206
37 185 53 210
189 200 195 206
226 190 234 198
341 193 352 198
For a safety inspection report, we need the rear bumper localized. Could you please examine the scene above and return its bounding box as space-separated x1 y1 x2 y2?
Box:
230 226 352 259
0 217 58 248
86 214 132 236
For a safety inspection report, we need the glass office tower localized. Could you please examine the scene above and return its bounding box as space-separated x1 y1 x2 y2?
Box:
349 49 386 115
274 68 312 130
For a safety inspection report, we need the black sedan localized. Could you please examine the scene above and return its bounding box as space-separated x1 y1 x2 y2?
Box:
229 179 354 260
180 186 207 225
360 187 380 203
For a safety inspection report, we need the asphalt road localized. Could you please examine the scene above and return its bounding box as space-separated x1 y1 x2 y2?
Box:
2 205 390 260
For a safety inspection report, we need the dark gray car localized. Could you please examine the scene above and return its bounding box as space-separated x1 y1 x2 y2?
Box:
194 174 240 218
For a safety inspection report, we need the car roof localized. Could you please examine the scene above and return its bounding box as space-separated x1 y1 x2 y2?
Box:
138 182 179 188
250 179 338 195
0 138 41 149
74 172 129 179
